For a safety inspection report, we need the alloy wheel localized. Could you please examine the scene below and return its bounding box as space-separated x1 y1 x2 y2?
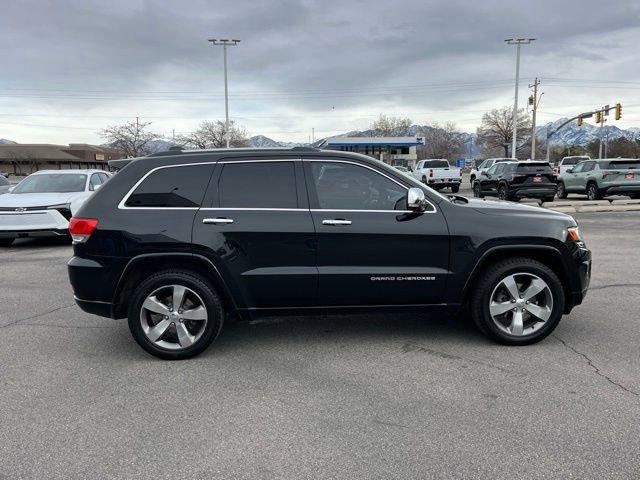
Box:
587 184 597 200
489 272 553 337
139 284 208 350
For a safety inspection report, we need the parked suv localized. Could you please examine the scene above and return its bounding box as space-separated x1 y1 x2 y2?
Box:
557 158 640 200
68 148 590 359
473 161 557 202
469 158 514 185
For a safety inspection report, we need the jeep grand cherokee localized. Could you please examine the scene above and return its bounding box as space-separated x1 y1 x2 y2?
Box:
67 147 591 359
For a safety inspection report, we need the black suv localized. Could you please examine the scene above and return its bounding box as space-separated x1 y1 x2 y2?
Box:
473 161 557 202
68 148 590 359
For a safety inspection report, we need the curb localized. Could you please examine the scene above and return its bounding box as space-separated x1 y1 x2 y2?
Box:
543 199 640 213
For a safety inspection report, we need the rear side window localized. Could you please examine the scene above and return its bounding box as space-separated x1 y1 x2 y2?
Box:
0 176 8 186
125 164 212 208
218 161 298 208
517 163 553 174
562 157 587 166
605 160 640 170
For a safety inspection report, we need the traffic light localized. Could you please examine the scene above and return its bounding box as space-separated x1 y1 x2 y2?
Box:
615 103 622 120
595 111 603 123
577 116 583 127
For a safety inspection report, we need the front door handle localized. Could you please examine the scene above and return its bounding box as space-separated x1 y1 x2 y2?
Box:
202 217 234 225
322 219 352 226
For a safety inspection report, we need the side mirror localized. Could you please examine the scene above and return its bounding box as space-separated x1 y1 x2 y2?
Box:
566 169 573 174
407 187 427 211
93 184 102 191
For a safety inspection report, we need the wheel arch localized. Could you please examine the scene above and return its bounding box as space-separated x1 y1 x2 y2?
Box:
111 253 238 319
462 245 573 313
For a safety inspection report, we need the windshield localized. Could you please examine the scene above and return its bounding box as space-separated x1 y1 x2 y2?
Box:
562 157 588 166
12 173 87 194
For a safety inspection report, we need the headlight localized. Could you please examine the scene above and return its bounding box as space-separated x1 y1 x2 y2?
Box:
47 203 72 220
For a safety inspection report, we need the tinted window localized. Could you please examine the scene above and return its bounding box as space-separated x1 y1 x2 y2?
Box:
486 164 499 175
605 160 640 170
494 164 506 175
219 161 297 208
582 162 596 172
571 163 585 173
13 173 87 194
126 165 211 208
89 173 103 190
423 160 449 168
562 157 588 166
517 163 553 174
0 176 8 186
310 161 407 211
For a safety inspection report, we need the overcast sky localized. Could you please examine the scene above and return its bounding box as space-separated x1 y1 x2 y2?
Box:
1 0 639 144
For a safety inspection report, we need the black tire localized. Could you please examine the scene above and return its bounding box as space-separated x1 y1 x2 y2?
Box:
451 184 460 193
498 184 510 201
542 196 555 203
470 175 476 186
421 175 427 184
586 182 602 200
470 257 565 345
556 181 567 199
473 182 484 198
127 270 224 360
0 238 14 247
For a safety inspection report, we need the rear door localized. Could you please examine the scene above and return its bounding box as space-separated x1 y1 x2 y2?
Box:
304 157 450 307
192 157 317 309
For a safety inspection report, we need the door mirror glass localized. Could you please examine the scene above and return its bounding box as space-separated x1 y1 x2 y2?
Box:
407 187 427 211
566 168 573 174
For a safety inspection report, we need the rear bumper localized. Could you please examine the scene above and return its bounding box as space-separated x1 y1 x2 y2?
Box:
74 296 113 318
68 256 121 318
427 178 462 186
604 185 640 194
511 186 557 198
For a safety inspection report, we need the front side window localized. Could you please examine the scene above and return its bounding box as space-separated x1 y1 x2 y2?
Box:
13 173 87 194
218 161 298 208
486 164 499 175
494 164 506 175
309 161 407 211
571 163 585 174
125 164 212 208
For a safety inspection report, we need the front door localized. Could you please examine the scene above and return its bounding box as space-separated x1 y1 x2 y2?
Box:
563 162 584 191
303 158 450 307
192 158 317 309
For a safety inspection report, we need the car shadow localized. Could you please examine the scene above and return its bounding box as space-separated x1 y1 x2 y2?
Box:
8 236 71 248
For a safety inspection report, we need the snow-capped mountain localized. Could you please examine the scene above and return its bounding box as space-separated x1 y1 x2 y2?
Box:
0 139 16 145
537 119 640 146
249 135 305 148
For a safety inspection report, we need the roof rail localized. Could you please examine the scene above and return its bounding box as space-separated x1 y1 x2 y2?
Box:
291 146 320 152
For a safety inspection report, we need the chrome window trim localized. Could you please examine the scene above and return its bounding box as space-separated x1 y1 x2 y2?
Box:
304 158 437 214
200 207 306 212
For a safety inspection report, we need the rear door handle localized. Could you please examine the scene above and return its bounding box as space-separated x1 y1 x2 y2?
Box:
322 219 352 226
202 217 234 225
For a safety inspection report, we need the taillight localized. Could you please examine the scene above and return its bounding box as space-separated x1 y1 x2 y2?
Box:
69 217 98 243
429 169 434 177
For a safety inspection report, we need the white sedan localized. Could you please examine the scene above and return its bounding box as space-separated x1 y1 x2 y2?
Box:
0 169 110 246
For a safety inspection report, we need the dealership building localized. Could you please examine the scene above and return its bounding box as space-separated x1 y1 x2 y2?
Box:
319 136 425 169
0 143 123 177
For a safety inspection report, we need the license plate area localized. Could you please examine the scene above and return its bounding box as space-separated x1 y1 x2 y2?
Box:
625 173 635 180
532 176 543 183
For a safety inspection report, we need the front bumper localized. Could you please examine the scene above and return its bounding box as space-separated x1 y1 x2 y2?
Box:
0 209 69 237
566 247 591 312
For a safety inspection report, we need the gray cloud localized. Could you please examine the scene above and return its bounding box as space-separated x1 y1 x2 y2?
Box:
1 0 639 142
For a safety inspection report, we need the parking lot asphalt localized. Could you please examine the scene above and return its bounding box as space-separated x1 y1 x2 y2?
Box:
1 212 639 479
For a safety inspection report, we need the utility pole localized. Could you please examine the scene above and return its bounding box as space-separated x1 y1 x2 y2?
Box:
312 127 315 144
528 77 542 159
505 38 535 158
208 38 241 148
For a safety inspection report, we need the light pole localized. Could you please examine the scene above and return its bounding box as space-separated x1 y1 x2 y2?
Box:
208 38 241 148
505 38 535 158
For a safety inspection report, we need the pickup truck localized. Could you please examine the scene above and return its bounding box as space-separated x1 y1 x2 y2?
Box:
557 158 640 200
412 159 461 192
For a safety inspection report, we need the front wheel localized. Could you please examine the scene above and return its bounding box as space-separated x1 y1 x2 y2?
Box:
586 182 602 200
498 185 510 201
473 182 483 198
127 270 224 360
0 238 14 247
556 181 567 199
470 257 565 345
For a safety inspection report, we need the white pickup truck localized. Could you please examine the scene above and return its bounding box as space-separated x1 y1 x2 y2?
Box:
412 159 462 192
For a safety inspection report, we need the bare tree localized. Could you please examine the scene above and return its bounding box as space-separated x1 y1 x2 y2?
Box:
420 122 464 160
370 114 412 136
99 119 159 158
176 121 250 149
476 106 531 158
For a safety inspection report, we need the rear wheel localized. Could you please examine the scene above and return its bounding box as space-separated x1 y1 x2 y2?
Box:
421 175 427 184
0 238 14 247
127 270 224 360
586 182 602 200
470 257 565 345
556 181 567 199
451 184 460 193
470 175 476 186
473 182 483 198
542 196 555 203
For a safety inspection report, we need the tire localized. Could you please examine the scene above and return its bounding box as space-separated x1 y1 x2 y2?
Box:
470 175 475 186
0 238 14 247
470 257 565 345
451 185 460 193
542 196 555 203
127 270 224 360
421 175 427 184
498 185 510 201
586 182 602 200
556 181 567 199
473 182 484 198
